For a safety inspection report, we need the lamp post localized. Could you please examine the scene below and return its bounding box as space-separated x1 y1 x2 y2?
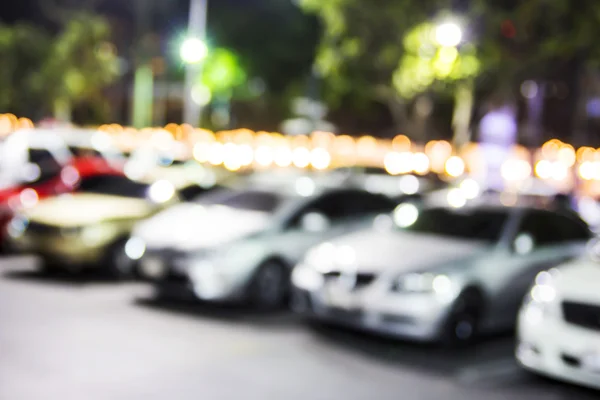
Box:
433 21 472 148
183 0 208 126
131 0 155 129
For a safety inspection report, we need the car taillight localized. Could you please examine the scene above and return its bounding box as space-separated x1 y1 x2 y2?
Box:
7 189 39 211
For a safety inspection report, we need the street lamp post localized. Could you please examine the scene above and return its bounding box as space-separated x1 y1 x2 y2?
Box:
183 0 208 126
131 0 155 129
433 21 472 147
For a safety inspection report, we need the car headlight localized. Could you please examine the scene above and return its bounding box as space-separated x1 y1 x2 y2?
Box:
391 272 453 295
7 215 29 238
303 242 356 273
521 269 559 323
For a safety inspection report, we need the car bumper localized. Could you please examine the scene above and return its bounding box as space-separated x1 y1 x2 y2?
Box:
292 285 451 342
8 235 107 266
517 305 600 390
139 252 247 303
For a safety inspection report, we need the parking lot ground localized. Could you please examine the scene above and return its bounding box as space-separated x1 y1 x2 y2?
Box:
1 257 598 400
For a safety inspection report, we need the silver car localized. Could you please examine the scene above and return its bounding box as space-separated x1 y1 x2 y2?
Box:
291 202 592 345
132 181 396 308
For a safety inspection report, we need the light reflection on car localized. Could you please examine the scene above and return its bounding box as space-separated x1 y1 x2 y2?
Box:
291 202 592 345
131 181 397 309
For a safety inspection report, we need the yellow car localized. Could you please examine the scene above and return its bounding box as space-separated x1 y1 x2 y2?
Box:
5 173 184 278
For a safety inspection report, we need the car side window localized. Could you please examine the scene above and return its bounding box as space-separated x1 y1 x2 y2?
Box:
178 185 220 202
27 149 62 183
286 191 395 230
553 214 592 241
517 210 563 247
343 191 396 215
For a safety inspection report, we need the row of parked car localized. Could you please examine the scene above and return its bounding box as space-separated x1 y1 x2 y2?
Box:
1 128 600 391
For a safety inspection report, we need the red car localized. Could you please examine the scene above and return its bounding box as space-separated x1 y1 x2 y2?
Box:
0 147 124 247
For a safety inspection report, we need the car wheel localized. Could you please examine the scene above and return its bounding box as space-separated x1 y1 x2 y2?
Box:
38 259 62 275
441 290 483 347
106 240 135 280
249 259 288 310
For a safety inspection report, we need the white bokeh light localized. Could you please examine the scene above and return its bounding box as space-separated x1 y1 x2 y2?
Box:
393 203 419 228
180 38 208 64
435 22 463 47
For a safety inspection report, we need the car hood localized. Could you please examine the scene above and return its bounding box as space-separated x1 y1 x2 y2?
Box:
134 203 272 251
555 260 600 304
22 193 156 227
329 228 490 274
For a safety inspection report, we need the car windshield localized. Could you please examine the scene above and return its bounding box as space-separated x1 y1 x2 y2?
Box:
157 157 187 167
21 149 63 185
69 145 123 163
198 188 284 213
396 207 509 243
68 146 103 158
76 175 149 198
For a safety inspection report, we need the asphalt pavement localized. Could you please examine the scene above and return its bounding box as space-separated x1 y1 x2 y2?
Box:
0 256 598 400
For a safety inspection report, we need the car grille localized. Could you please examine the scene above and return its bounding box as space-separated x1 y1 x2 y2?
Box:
562 301 600 332
145 249 190 282
323 271 377 290
26 221 63 235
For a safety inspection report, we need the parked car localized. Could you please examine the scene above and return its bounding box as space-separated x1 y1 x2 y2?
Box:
0 130 124 247
333 166 446 199
124 145 235 191
59 128 126 173
132 181 396 308
5 174 181 277
291 201 592 345
516 238 600 390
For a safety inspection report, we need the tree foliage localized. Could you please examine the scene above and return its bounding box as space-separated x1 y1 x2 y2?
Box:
299 0 450 108
301 0 600 132
393 22 480 99
0 13 118 120
200 48 247 98
0 24 52 117
39 13 119 118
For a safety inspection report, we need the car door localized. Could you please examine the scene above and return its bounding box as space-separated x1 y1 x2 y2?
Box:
488 210 587 325
270 190 395 266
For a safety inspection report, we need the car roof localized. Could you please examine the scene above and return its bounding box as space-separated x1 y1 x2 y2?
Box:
432 200 581 221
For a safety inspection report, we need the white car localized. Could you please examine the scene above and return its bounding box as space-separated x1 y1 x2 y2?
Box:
291 202 591 345
124 146 234 191
0 128 124 185
330 167 445 198
129 180 396 308
57 128 126 170
516 242 600 390
0 129 72 185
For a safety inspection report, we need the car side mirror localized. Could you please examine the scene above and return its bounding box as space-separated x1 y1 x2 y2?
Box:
299 212 331 233
512 232 535 255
